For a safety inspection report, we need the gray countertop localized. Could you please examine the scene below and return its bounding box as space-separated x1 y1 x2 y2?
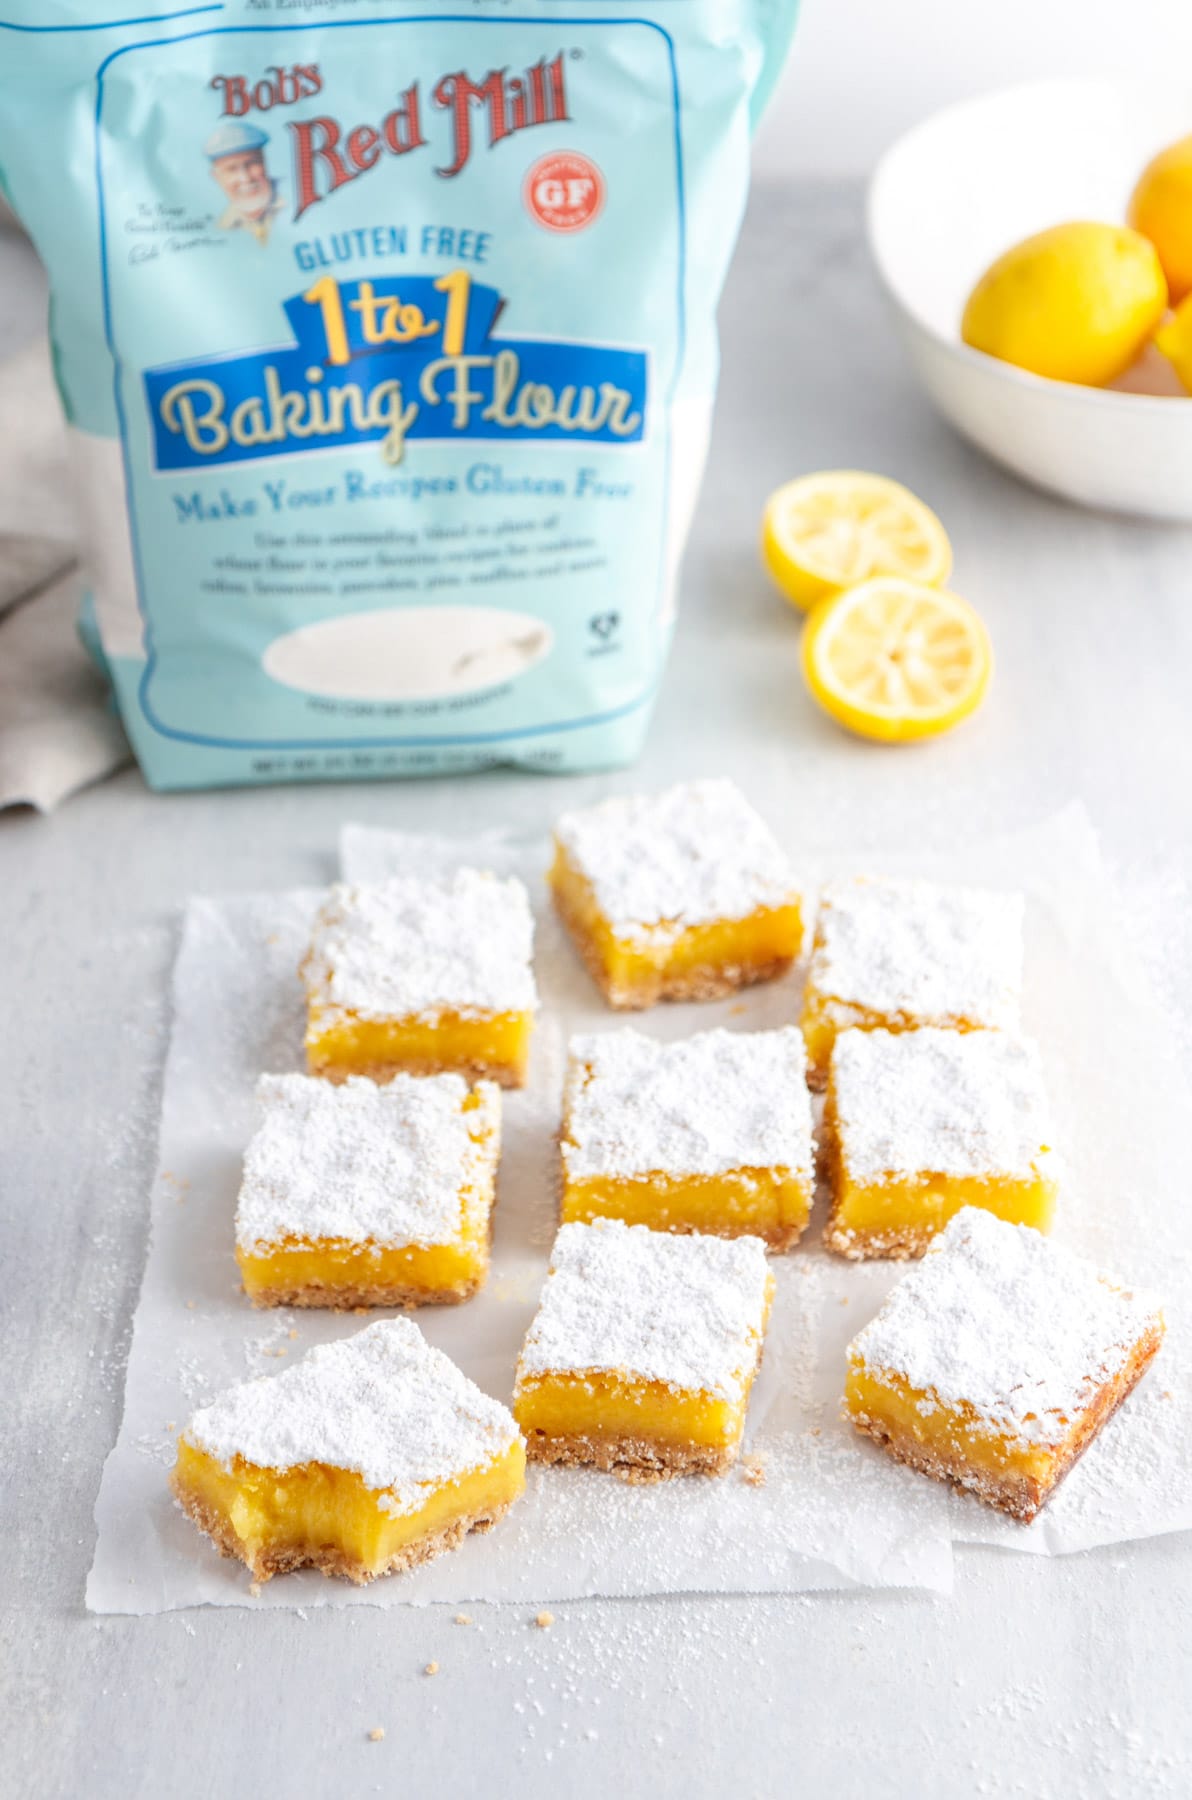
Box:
3 182 1192 1798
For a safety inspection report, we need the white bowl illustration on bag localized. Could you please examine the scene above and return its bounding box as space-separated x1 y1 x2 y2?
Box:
262 606 554 701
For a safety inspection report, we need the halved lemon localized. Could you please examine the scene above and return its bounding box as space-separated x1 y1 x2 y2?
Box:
761 471 952 612
801 576 992 744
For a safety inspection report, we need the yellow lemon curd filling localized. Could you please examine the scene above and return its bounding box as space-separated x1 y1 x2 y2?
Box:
236 1205 490 1306
515 1370 748 1457
171 1436 526 1584
549 847 803 1008
305 1004 534 1089
844 1362 1057 1512
826 1158 1057 1257
560 1168 811 1246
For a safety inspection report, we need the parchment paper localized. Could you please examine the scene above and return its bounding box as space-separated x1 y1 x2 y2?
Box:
87 805 1192 1611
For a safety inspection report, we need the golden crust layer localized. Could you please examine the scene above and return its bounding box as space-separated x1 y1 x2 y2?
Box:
168 1470 516 1584
522 1428 738 1483
849 1323 1164 1521
244 1277 482 1311
824 1224 933 1261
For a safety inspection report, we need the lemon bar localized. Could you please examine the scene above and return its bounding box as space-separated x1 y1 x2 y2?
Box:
302 868 537 1087
513 1218 773 1480
845 1208 1165 1521
549 778 804 1009
560 1026 815 1248
802 876 1023 1084
823 1026 1058 1260
235 1072 501 1309
171 1319 526 1584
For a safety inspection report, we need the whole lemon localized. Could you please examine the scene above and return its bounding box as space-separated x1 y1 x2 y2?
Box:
1129 134 1192 305
961 222 1167 386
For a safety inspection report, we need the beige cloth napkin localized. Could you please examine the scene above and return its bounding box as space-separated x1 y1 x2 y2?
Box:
0 337 131 810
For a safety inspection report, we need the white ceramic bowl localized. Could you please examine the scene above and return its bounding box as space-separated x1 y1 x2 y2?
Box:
867 78 1192 520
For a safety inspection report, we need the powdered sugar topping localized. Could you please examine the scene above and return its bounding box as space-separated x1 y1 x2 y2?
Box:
235 1072 500 1252
849 1209 1164 1448
810 877 1023 1026
554 779 800 941
516 1219 771 1399
832 1027 1054 1182
563 1027 814 1180
183 1319 520 1510
302 868 537 1021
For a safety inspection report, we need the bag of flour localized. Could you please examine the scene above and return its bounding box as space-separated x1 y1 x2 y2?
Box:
0 1 797 789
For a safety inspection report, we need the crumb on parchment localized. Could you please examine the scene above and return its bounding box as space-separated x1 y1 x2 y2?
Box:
740 1455 766 1488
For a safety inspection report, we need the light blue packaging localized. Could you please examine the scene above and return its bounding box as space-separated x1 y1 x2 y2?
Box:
0 1 796 790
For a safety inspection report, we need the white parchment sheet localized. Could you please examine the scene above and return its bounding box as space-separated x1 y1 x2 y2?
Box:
87 805 1192 1612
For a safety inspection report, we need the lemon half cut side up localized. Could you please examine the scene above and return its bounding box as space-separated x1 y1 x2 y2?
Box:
800 576 993 744
762 471 953 612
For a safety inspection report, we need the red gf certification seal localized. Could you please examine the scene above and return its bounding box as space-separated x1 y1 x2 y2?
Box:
523 151 605 233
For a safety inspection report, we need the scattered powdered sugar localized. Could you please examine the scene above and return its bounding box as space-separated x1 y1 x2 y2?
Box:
810 877 1023 1025
183 1319 519 1512
849 1208 1164 1448
87 811 1192 1616
553 779 800 941
832 1027 1055 1182
516 1219 771 1399
235 1072 500 1252
562 1026 813 1180
302 868 538 1022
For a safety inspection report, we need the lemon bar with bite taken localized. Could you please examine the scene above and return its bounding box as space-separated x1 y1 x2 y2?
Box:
549 778 804 1009
845 1208 1165 1521
823 1025 1057 1260
513 1218 773 1480
171 1319 526 1584
302 867 537 1087
560 1026 815 1248
802 876 1023 1085
235 1071 501 1309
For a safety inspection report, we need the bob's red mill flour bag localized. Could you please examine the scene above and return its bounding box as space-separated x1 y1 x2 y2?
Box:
0 1 798 789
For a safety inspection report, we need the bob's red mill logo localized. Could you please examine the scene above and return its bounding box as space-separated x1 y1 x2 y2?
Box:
209 55 571 219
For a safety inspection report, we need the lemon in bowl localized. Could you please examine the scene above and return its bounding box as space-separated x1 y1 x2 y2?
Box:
1129 133 1192 306
960 222 1167 387
867 78 1192 520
